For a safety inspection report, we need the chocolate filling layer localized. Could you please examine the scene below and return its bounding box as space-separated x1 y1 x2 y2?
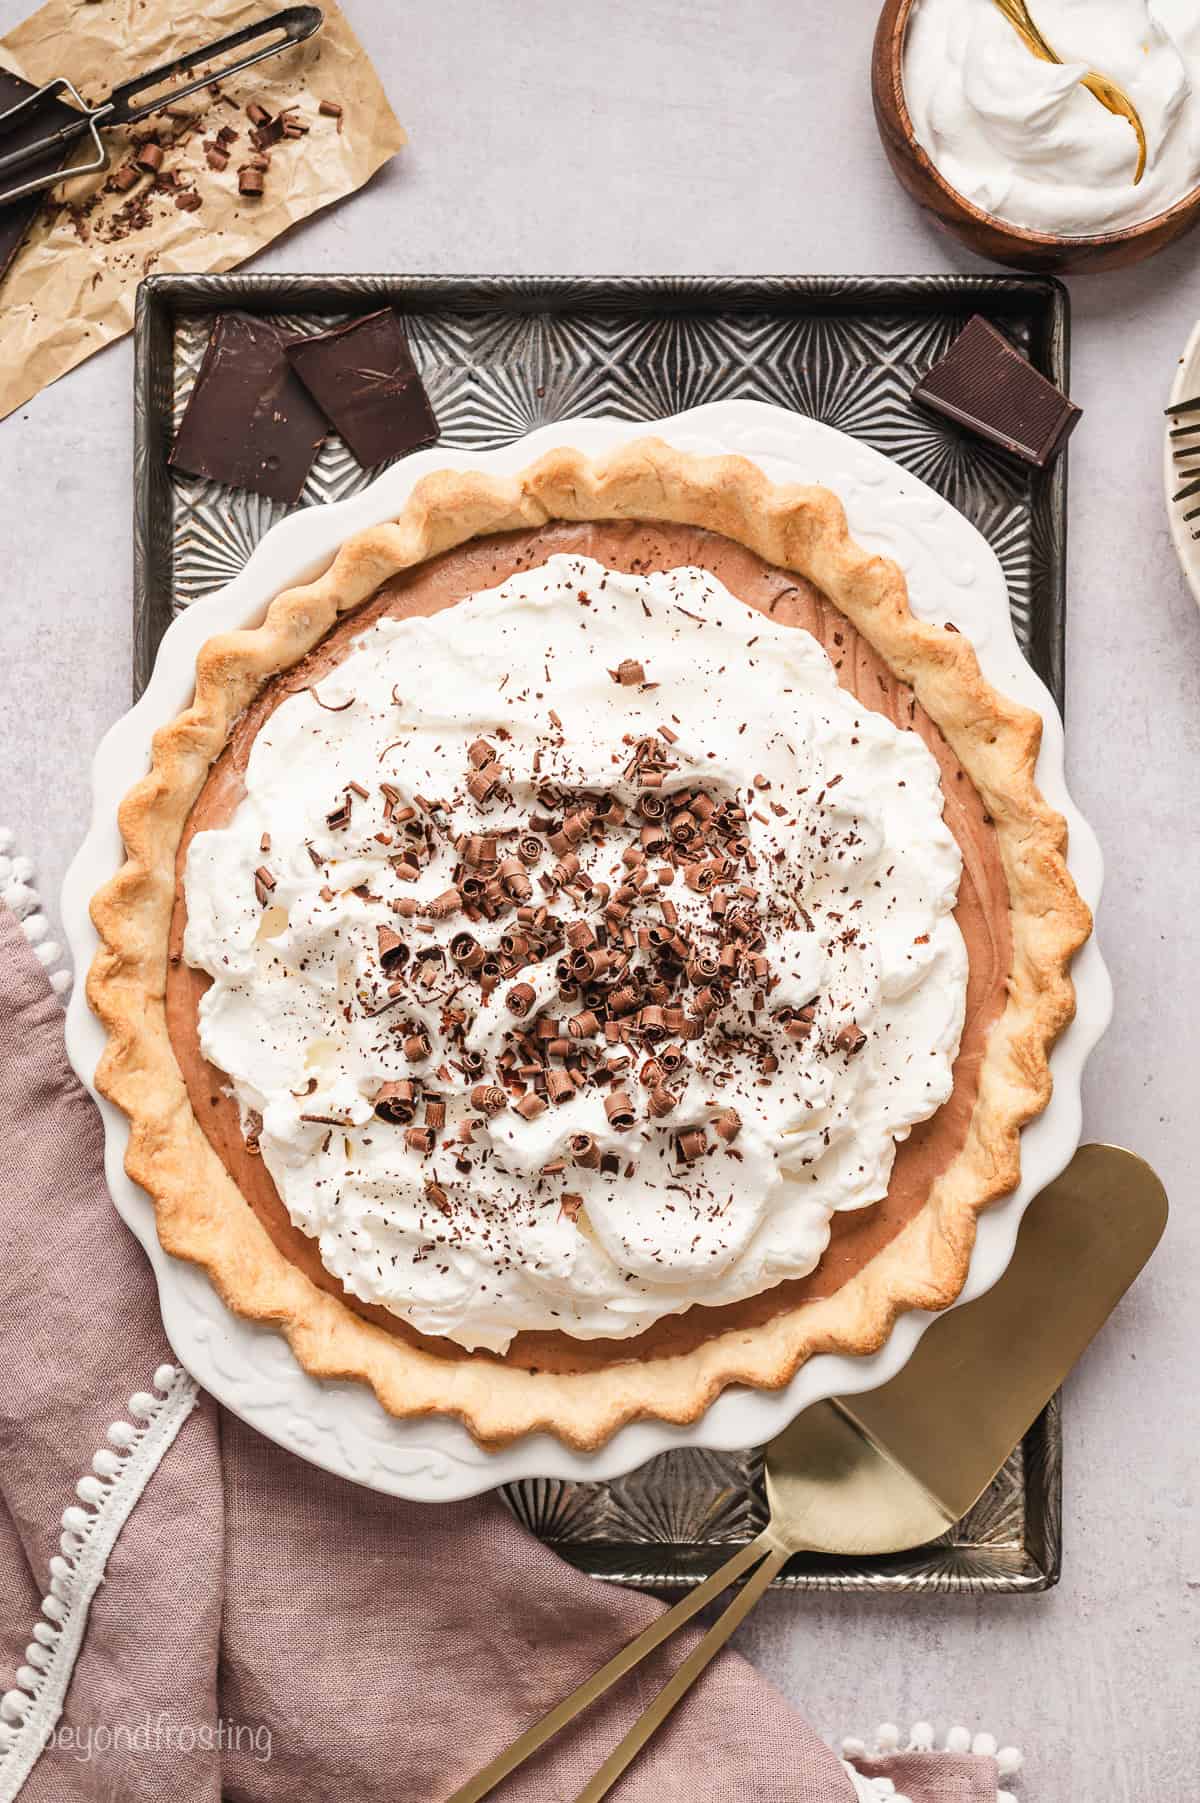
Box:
166 522 1012 1373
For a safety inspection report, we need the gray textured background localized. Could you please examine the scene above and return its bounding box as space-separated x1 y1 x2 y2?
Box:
1 3 1196 1795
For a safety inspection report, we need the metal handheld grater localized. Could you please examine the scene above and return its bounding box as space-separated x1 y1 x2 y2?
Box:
0 5 322 207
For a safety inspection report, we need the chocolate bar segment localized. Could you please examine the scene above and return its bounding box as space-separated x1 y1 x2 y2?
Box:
912 315 1080 469
169 313 327 503
0 70 77 287
285 308 438 467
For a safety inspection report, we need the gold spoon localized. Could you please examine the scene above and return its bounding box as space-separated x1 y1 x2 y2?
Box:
448 1144 1167 1802
991 0 1147 184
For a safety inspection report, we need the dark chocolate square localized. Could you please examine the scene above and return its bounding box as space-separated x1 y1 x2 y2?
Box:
0 71 78 287
285 309 439 468
169 313 327 503
912 315 1080 469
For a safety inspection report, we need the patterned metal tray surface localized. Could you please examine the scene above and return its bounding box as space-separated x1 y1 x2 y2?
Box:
133 273 1070 1593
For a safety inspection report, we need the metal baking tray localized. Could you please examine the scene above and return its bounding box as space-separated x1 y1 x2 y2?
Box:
133 272 1070 1593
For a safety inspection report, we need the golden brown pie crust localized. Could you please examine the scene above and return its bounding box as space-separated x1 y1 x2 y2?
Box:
89 441 1092 1448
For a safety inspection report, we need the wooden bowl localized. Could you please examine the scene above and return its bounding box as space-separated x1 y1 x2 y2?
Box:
872 0 1200 273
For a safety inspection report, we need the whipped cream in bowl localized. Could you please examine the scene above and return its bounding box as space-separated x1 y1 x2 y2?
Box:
902 0 1200 237
183 555 968 1354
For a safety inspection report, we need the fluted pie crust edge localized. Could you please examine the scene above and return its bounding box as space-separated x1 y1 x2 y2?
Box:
88 441 1092 1449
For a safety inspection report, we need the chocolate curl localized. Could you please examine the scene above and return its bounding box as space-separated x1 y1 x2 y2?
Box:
611 659 645 686
374 1080 419 1124
565 919 597 951
687 953 721 985
498 857 532 901
515 1092 548 1121
427 887 462 919
253 866 276 906
470 1085 507 1115
639 1004 668 1041
713 1108 742 1144
462 835 498 867
640 1057 664 1090
377 926 409 973
405 1125 436 1154
568 1009 600 1040
534 1016 559 1041
559 1191 585 1222
604 1090 636 1131
551 852 581 886
637 793 666 821
647 1087 677 1119
835 1023 868 1055
392 856 420 883
424 1096 447 1131
467 765 501 803
684 862 718 893
500 930 531 963
675 1126 707 1164
506 981 536 1017
693 985 725 1018
518 834 543 867
591 795 625 826
424 1179 451 1213
569 947 603 982
461 1048 486 1076
669 809 698 845
546 1070 574 1105
640 823 667 854
608 984 640 1017
467 737 496 768
403 1029 432 1061
569 1132 601 1170
450 932 485 971
659 1045 689 1076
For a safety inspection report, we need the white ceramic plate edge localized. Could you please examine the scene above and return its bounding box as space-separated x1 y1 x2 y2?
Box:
1164 315 1200 610
61 401 1111 1500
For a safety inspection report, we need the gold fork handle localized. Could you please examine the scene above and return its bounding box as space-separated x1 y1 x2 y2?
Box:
571 1541 792 1803
446 1528 780 1803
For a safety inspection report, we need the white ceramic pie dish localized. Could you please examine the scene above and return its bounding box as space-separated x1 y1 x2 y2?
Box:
61 401 1110 1502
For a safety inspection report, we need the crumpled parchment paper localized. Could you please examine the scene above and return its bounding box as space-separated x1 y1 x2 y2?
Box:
0 0 406 422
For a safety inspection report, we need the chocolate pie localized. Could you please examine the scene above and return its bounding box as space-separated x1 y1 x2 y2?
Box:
89 442 1091 1447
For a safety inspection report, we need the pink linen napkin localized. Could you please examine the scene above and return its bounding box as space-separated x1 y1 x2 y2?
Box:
0 899 1005 1803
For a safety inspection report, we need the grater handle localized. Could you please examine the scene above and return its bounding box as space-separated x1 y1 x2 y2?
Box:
102 6 323 129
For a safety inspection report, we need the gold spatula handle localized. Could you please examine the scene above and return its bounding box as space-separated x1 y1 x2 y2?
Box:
572 1541 792 1803
446 1529 779 1803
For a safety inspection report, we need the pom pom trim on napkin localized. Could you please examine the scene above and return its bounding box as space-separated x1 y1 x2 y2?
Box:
0 1366 199 1802
0 830 70 998
842 1721 1022 1802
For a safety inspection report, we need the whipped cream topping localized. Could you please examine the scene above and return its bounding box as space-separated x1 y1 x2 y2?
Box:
183 556 967 1351
904 0 1200 235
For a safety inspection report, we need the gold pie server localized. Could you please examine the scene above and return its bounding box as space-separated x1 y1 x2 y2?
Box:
990 0 1147 184
448 1143 1167 1803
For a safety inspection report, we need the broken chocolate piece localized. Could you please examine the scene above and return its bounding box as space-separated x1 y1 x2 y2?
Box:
912 315 1081 469
169 313 327 503
285 308 439 468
